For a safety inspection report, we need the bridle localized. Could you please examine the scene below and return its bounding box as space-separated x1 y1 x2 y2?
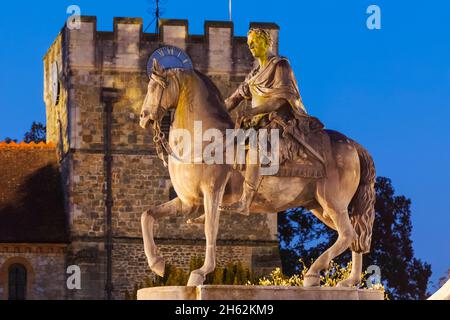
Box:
148 71 179 167
149 72 170 119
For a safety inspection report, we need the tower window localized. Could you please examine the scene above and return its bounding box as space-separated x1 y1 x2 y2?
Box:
8 264 27 300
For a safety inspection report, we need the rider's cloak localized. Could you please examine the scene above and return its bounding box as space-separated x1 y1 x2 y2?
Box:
237 55 306 116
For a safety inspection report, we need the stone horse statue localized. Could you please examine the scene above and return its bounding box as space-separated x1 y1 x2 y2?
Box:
139 59 376 287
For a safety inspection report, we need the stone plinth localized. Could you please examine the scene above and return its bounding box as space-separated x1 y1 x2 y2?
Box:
137 285 384 300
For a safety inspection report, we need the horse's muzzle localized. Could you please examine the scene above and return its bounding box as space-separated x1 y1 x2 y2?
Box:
140 110 153 129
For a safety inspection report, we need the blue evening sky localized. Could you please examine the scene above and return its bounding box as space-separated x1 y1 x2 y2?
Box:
0 1 449 289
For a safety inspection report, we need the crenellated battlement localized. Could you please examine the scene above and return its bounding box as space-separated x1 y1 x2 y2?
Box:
44 16 279 75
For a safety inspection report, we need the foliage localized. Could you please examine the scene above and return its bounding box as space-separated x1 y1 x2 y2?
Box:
278 177 432 300
24 121 46 143
252 260 387 299
124 257 257 299
124 258 389 300
437 270 449 288
2 137 17 143
2 122 46 144
254 260 354 287
256 266 305 287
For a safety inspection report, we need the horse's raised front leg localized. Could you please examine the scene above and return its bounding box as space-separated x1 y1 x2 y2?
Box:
187 180 227 286
141 197 194 277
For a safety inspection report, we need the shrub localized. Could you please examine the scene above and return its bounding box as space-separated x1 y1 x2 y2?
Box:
124 257 386 300
124 257 255 299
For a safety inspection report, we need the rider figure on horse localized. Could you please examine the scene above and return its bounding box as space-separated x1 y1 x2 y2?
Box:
221 28 308 215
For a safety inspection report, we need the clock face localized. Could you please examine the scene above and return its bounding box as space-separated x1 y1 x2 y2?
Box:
51 61 60 106
147 45 193 76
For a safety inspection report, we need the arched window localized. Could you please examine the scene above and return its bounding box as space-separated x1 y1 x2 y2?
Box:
8 264 27 300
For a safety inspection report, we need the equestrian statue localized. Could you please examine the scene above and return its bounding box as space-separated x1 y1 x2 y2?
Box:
139 28 376 287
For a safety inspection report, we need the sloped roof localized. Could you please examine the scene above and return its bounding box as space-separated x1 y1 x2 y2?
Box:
0 142 68 243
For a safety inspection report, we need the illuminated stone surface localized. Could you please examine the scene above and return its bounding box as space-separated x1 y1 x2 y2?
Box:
428 280 450 300
137 285 384 300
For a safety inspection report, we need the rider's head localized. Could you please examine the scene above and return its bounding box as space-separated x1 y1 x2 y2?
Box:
247 28 272 59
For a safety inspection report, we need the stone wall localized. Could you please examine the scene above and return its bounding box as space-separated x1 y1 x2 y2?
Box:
112 155 169 237
65 241 106 300
43 32 70 158
0 245 67 300
111 240 280 300
66 152 105 237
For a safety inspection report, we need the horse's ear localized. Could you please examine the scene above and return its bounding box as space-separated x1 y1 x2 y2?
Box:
152 58 163 75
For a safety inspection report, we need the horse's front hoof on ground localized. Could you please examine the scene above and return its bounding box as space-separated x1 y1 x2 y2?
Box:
149 257 165 277
336 277 358 288
219 203 250 216
303 274 321 287
187 271 205 286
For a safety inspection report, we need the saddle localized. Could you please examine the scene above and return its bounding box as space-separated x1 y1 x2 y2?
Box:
239 112 328 178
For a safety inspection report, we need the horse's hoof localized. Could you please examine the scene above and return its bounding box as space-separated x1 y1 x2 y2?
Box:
219 204 250 216
187 271 205 286
186 214 205 224
219 201 244 212
149 257 165 277
336 277 358 288
303 274 320 287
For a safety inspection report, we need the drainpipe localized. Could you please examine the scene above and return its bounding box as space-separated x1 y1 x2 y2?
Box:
102 88 118 300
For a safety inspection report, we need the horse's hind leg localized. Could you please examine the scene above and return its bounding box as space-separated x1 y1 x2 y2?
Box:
141 197 195 276
336 251 363 287
310 208 336 231
311 207 362 287
303 201 356 287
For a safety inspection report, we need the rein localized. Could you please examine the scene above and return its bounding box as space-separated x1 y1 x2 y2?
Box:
149 72 182 167
152 120 172 167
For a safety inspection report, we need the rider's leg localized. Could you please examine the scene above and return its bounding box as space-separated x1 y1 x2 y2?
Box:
220 159 261 215
240 162 262 214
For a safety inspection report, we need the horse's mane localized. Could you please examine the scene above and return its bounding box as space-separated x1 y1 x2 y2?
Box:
169 68 233 125
170 68 224 104
193 70 224 103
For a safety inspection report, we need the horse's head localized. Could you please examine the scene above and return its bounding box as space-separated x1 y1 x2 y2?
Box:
140 59 179 129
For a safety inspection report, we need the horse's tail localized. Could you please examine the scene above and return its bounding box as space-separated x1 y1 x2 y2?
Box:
349 141 376 253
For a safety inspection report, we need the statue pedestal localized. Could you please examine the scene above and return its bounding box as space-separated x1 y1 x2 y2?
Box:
137 285 384 300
